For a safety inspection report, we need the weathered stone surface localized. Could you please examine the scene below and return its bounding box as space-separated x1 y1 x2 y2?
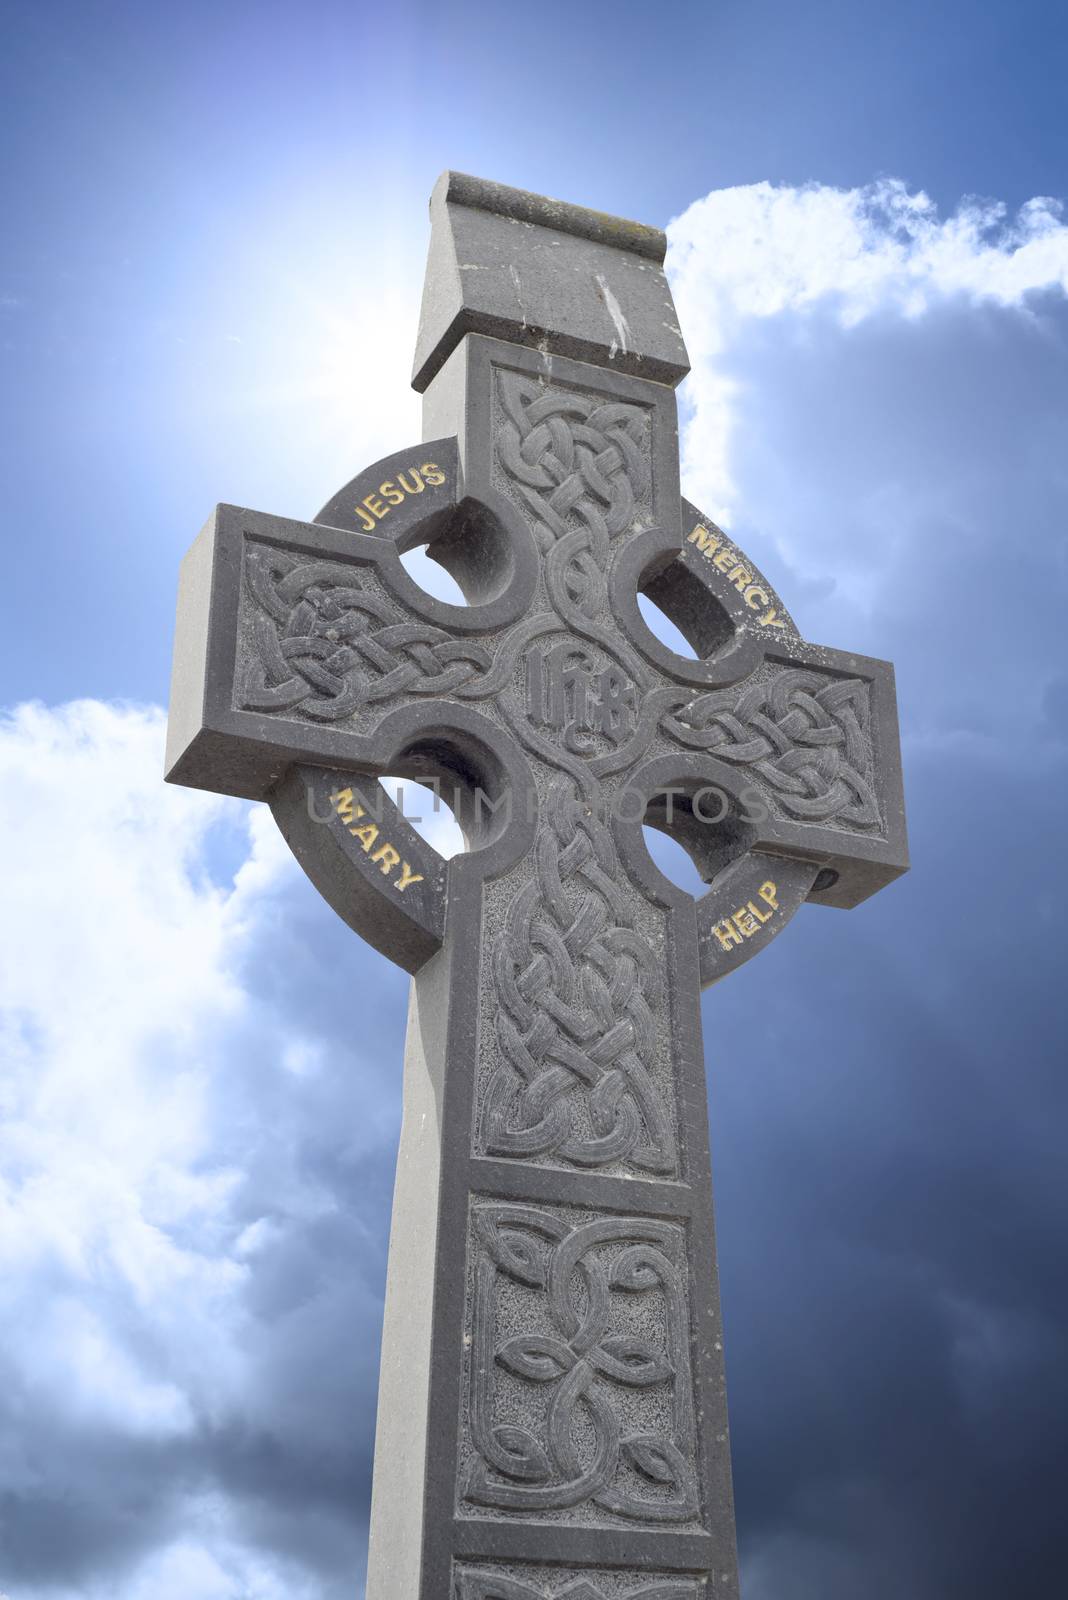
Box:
411 172 689 393
166 173 908 1598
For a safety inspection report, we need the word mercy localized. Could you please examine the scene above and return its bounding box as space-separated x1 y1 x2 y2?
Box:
353 463 446 531
710 880 780 952
329 789 424 891
687 524 787 629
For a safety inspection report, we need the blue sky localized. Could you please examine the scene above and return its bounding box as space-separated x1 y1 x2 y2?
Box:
2 2 1067 1597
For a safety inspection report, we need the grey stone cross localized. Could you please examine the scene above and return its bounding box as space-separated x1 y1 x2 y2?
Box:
166 173 908 1600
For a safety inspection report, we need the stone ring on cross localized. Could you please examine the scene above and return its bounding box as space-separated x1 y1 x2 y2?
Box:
166 172 908 1600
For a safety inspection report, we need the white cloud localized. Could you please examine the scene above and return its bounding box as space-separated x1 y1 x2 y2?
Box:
667 180 1068 522
0 701 383 1594
0 704 270 1431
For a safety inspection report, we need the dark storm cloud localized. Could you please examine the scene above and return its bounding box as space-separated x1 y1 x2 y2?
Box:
697 294 1068 1598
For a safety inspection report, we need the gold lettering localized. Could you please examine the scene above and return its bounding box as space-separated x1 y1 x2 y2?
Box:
380 481 404 507
354 505 376 533
363 493 388 521
421 462 446 486
686 528 788 627
371 842 401 874
396 469 424 496
758 606 787 629
329 793 425 894
331 787 365 827
350 820 379 851
687 523 721 555
711 884 784 956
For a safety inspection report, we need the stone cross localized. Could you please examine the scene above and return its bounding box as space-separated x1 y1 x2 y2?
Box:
166 173 908 1600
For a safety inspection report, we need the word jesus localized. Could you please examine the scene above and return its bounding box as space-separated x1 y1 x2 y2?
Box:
353 463 447 531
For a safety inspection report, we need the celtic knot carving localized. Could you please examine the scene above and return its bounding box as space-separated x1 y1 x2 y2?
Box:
663 669 881 828
497 373 649 547
483 776 675 1175
497 372 649 619
238 546 500 721
456 1573 701 1600
464 1206 700 1524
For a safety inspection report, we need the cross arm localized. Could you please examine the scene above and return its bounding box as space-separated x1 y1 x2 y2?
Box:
624 627 906 987
164 430 534 802
603 514 908 984
653 637 907 906
163 468 537 972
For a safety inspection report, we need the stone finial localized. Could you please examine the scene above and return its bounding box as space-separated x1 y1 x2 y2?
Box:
411 171 690 392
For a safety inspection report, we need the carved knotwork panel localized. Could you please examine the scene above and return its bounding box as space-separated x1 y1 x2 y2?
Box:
236 542 506 723
454 1566 704 1599
477 773 677 1177
493 369 653 574
460 1202 702 1527
662 667 880 830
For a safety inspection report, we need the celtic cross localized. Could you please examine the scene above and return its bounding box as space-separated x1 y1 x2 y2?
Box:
166 173 907 1600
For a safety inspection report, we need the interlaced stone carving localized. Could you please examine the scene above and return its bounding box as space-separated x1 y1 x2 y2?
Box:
483 775 675 1175
662 669 881 828
481 371 674 1175
240 546 501 720
497 372 649 619
464 1205 699 1524
456 1573 702 1599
